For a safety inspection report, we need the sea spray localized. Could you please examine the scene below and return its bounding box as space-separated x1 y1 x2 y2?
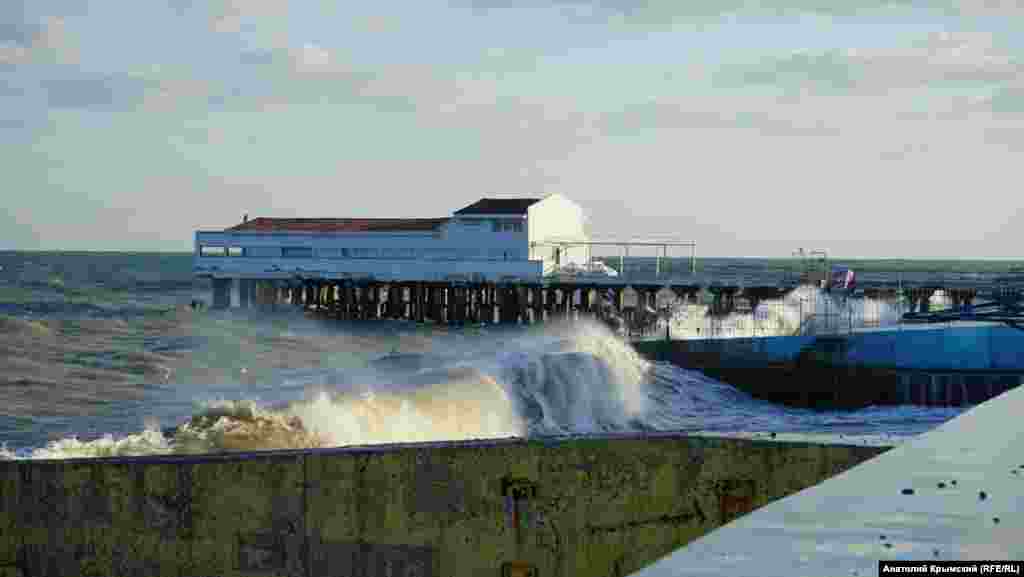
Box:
1 315 963 461
658 284 906 338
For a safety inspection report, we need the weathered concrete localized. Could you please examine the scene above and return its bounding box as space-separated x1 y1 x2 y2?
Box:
634 326 1024 409
632 382 1024 577
0 433 885 577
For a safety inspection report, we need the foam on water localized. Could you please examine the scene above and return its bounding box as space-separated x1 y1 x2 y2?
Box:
1 317 961 461
657 285 908 338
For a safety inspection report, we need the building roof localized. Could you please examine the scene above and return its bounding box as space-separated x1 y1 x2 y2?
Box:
453 198 541 215
226 217 449 233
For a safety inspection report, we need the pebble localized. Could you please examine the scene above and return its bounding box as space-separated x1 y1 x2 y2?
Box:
993 517 1000 524
884 543 893 549
937 482 946 489
979 491 988 501
770 432 776 438
880 535 887 540
951 480 957 486
933 549 941 557
901 488 915 495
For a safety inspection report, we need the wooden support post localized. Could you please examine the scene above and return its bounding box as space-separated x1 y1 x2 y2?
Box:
532 287 543 323
429 286 440 324
416 284 426 323
443 285 453 325
359 285 367 320
493 286 500 324
498 287 508 324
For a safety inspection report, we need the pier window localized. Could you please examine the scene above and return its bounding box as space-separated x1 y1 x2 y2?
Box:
384 247 416 259
349 248 378 258
423 248 457 260
244 246 281 258
200 245 227 257
491 219 523 233
281 247 314 258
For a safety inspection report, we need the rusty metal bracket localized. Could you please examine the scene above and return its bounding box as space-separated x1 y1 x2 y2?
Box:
501 560 538 577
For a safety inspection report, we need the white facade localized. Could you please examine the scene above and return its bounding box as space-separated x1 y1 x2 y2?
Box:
193 194 590 285
527 193 591 274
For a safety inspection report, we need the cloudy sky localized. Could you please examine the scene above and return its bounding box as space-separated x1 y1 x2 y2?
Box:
2 1 1022 257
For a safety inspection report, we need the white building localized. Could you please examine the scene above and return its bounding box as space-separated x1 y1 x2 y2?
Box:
193 193 591 306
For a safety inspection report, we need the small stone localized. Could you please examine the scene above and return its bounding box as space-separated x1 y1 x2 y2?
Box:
979 491 988 501
884 543 893 549
937 482 946 489
933 549 940 557
880 535 887 540
770 432 777 438
951 480 957 485
901 488 915 495
993 517 1000 524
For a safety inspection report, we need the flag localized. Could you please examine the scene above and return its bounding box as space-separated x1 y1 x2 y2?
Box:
831 266 856 290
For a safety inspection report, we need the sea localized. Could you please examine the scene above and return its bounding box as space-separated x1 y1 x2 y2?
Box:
2 251 1019 461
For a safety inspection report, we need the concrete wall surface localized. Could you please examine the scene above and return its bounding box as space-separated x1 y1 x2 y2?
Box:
631 382 1024 577
0 433 886 577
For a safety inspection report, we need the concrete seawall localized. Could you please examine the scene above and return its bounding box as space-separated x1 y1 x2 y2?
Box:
633 383 1024 576
0 433 886 577
634 325 1024 409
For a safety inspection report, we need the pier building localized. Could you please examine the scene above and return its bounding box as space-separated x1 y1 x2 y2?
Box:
194 194 564 307
193 193 698 324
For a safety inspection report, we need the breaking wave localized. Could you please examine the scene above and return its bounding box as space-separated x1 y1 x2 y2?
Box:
658 285 907 338
1 310 961 462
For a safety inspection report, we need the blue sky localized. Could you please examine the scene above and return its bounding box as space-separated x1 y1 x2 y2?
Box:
2 1 1022 257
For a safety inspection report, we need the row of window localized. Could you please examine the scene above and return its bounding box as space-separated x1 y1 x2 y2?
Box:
199 245 523 260
457 219 524 233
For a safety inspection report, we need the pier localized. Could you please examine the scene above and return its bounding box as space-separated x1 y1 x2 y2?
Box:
211 275 1003 331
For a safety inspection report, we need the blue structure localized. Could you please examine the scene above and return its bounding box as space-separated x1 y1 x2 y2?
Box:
633 325 1024 409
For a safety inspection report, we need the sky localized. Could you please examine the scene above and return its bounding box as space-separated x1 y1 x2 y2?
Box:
2 1 1022 258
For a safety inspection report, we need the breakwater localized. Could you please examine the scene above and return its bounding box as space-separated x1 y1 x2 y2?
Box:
0 433 884 577
634 325 1024 409
634 383 1024 576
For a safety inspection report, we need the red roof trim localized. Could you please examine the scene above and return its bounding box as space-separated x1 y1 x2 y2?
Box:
226 217 449 233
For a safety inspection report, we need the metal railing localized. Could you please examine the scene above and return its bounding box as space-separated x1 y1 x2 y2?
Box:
531 239 697 279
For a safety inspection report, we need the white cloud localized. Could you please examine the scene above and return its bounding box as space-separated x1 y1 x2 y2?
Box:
0 42 29 64
292 43 332 72
210 0 288 34
844 31 1020 85
0 16 79 66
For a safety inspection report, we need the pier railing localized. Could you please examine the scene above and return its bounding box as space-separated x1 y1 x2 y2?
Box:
530 239 697 280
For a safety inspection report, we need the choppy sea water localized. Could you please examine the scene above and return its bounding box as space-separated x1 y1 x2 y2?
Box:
0 252 991 460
